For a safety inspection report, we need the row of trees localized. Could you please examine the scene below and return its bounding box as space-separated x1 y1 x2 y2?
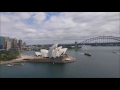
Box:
0 51 19 61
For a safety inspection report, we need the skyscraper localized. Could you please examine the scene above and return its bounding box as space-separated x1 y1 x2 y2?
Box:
18 40 22 49
22 42 26 48
0 36 4 49
12 38 17 48
9 38 13 47
3 37 9 49
75 41 78 51
6 41 11 51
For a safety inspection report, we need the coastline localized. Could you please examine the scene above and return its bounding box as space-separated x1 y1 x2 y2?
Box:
0 54 26 65
0 54 75 65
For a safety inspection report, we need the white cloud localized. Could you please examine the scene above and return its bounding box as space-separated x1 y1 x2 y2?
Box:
33 12 46 24
1 15 10 23
25 29 37 33
1 12 119 44
18 12 31 19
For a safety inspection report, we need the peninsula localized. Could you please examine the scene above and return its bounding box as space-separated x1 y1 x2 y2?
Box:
0 44 76 65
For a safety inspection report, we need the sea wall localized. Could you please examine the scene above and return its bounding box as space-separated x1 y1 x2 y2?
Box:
25 54 75 63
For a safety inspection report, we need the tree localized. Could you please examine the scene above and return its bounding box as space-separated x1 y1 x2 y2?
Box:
0 51 20 61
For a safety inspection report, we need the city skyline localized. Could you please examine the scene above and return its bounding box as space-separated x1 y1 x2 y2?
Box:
0 36 26 50
1 12 119 44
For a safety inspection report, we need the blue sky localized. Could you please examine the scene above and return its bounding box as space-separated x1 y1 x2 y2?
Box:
1 12 119 45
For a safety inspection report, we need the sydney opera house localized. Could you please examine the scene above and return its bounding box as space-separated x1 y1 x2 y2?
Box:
35 44 68 58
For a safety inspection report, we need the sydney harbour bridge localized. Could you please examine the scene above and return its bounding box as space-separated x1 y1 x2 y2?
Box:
25 36 120 50
79 36 120 46
58 36 120 48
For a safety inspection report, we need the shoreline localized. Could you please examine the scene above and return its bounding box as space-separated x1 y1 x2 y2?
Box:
0 54 26 65
0 54 75 65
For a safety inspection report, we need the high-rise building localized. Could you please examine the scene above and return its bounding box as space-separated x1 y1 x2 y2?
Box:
6 41 11 51
75 41 78 51
1 36 24 50
22 42 26 48
0 36 4 49
3 37 9 49
12 38 17 48
9 38 13 47
18 40 22 49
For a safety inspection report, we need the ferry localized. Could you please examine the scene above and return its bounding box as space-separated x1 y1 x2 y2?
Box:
112 51 117 53
84 52 91 56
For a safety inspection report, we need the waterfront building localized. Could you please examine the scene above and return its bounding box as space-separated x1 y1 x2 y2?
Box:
22 42 26 48
0 36 24 50
75 41 78 51
6 41 11 51
18 39 22 49
35 44 68 58
3 37 8 49
0 36 4 49
9 38 13 48
12 38 17 48
41 49 49 57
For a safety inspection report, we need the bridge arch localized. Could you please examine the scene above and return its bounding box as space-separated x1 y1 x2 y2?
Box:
79 36 120 45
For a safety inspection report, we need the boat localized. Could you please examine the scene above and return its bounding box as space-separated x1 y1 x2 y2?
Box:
84 52 91 56
65 58 71 61
112 51 120 54
112 51 116 53
7 63 14 67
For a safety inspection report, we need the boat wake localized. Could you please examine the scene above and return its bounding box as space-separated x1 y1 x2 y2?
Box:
112 52 120 54
78 53 84 54
117 52 120 54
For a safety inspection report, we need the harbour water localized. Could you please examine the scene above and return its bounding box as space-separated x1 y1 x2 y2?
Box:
0 46 120 78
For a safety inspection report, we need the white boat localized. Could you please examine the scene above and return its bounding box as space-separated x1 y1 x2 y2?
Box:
65 58 71 61
7 64 14 67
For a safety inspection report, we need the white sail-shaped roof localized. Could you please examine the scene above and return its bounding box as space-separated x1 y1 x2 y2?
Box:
35 52 41 56
58 48 68 56
48 44 58 58
53 48 59 58
52 49 56 58
51 43 58 49
41 49 49 57
57 46 62 50
57 48 62 57
62 48 68 54
56 50 59 57
48 47 53 58
41 44 68 58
